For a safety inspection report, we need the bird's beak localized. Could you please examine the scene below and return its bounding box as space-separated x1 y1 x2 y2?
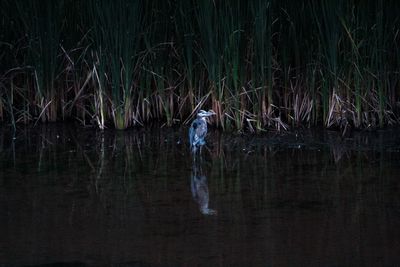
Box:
208 110 216 116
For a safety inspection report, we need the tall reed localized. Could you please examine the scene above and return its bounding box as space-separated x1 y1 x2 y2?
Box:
88 0 144 129
250 0 274 126
175 0 197 112
194 0 224 127
15 0 64 123
1 0 400 132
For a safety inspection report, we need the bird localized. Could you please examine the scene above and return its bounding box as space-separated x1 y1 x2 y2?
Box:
189 109 216 153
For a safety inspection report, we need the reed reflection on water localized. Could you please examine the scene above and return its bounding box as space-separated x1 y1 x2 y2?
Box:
1 124 400 266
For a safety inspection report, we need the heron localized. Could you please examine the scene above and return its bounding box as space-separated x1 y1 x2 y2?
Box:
189 109 216 153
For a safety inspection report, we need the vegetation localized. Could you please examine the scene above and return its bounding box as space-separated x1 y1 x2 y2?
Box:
1 0 399 132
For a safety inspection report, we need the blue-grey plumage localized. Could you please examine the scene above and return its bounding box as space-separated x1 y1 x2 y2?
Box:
189 110 216 153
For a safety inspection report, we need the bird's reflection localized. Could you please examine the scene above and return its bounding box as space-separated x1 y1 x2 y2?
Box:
190 156 217 216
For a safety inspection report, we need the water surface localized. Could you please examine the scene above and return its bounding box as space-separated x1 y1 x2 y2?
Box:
1 125 400 266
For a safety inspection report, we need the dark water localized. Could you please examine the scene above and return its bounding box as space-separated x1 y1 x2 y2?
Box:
1 124 400 267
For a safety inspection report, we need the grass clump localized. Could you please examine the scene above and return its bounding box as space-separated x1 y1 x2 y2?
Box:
1 0 399 132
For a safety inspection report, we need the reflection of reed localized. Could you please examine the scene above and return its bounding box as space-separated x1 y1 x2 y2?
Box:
1 126 400 266
330 141 349 163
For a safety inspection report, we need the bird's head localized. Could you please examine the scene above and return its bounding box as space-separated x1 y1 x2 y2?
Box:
197 110 216 118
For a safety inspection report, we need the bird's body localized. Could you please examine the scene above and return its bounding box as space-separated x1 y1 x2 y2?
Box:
189 117 207 148
189 110 216 153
